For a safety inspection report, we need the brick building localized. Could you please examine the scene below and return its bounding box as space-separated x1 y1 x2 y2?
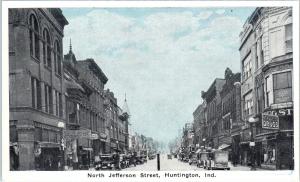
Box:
9 8 68 170
104 90 129 153
219 68 242 164
201 79 225 149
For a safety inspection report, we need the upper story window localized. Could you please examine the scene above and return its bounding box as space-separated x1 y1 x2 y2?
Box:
54 40 62 76
273 71 292 104
244 92 253 116
285 23 292 53
29 14 40 60
265 75 273 107
242 54 252 80
42 29 51 68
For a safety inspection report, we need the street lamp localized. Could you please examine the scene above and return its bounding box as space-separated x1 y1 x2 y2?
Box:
248 117 257 171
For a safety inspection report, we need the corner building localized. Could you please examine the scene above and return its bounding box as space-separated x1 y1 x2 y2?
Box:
239 7 293 170
9 8 68 170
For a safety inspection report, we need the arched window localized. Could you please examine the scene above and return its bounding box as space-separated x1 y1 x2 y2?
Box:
54 40 62 75
43 29 51 68
29 14 40 60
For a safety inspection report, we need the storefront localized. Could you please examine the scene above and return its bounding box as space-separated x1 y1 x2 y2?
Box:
255 108 294 170
34 142 62 171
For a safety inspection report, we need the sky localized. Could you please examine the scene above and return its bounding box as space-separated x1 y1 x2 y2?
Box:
61 7 255 143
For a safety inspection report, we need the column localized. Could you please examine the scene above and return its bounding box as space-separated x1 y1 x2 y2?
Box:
17 120 35 170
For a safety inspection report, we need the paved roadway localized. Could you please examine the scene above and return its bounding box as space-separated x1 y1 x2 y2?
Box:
123 154 201 171
123 154 261 171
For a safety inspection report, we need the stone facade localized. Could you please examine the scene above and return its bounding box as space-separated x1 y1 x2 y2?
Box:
239 7 293 170
9 8 68 170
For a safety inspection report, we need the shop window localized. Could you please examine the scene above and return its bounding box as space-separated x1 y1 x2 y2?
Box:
273 71 292 103
29 14 39 60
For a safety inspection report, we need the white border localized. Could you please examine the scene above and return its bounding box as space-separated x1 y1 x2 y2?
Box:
2 1 299 182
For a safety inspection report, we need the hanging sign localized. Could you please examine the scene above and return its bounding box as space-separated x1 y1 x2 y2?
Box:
262 113 279 129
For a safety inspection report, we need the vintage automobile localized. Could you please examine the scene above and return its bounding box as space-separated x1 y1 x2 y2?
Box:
167 154 172 160
135 155 144 165
206 150 230 170
197 152 209 168
120 154 129 169
141 155 148 163
95 154 114 170
148 154 156 160
189 153 198 165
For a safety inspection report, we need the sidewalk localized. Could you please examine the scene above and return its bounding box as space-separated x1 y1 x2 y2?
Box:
228 162 269 171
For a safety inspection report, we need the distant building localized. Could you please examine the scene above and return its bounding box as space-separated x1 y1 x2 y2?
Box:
219 68 241 164
104 90 129 153
9 8 68 171
192 102 207 148
201 79 226 148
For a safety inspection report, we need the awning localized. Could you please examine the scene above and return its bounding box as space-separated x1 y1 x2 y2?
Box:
195 149 201 154
39 142 60 148
65 79 84 92
218 144 231 150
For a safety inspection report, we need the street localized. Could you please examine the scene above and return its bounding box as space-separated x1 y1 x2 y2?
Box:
122 154 261 171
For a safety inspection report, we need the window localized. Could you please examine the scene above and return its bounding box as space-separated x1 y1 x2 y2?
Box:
29 14 39 60
273 71 292 103
285 24 292 53
49 87 53 114
31 77 41 110
270 28 285 58
54 41 62 75
42 29 51 68
242 54 252 80
44 84 49 113
265 76 273 107
244 93 253 116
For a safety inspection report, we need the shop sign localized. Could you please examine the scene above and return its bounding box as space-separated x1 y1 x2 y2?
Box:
262 114 279 130
249 142 255 147
264 108 293 116
64 129 91 139
90 133 99 140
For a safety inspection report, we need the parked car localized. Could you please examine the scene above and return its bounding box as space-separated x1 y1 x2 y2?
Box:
135 155 144 165
167 154 172 159
120 154 129 169
189 153 198 165
206 150 230 170
95 154 114 170
148 154 156 160
197 152 209 168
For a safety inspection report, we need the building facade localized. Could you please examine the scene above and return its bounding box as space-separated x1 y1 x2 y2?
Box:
201 79 225 149
9 8 68 170
104 90 129 153
240 7 293 169
219 68 242 164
